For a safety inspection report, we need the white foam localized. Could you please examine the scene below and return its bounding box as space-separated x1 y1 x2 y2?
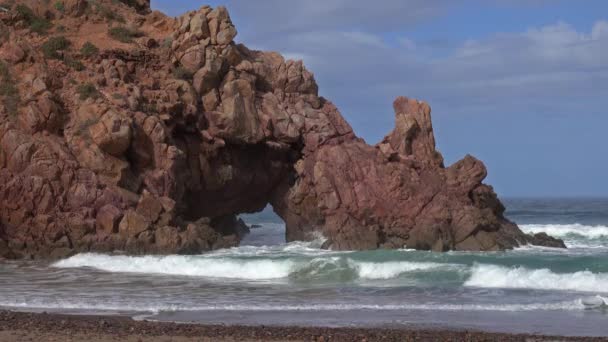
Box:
349 260 453 279
465 264 608 293
0 299 586 313
211 234 332 257
521 224 608 239
206 242 335 257
53 253 456 281
53 253 296 280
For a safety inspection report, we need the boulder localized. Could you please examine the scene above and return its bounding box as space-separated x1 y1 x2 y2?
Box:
189 12 210 39
136 192 163 223
118 210 150 238
89 111 132 157
216 24 237 45
180 45 206 72
63 0 87 16
96 204 123 234
0 42 25 64
154 226 181 250
192 66 220 95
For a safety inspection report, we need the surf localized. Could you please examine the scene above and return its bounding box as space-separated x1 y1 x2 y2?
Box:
520 224 608 239
53 251 459 281
465 263 608 293
0 299 588 314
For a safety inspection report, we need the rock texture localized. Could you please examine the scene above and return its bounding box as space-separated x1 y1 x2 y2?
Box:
0 1 564 259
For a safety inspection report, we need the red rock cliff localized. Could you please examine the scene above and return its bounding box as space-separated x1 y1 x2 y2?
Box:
0 1 564 258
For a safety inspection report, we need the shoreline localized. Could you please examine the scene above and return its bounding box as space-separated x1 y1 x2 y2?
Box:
1 310 606 342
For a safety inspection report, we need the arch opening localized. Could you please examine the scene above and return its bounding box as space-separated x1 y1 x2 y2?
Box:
239 205 286 246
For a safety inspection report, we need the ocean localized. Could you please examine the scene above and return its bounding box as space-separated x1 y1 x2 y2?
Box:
1 198 608 336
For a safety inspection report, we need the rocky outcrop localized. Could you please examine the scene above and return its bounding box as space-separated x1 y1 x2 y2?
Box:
0 1 564 259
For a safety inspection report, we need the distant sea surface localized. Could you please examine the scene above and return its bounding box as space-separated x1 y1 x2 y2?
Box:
2 198 608 336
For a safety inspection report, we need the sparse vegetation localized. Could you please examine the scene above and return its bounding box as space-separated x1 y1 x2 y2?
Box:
138 100 158 113
173 66 193 80
87 0 125 23
80 41 99 57
16 4 53 34
0 61 20 117
63 57 85 71
41 36 86 70
30 19 53 34
0 0 15 9
108 26 141 43
0 62 8 78
118 0 138 7
76 118 97 140
54 1 64 12
161 37 173 49
76 83 99 101
15 4 34 19
41 36 71 59
0 23 8 44
101 6 124 22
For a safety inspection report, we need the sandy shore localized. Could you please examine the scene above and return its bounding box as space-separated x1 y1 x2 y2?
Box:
0 310 606 342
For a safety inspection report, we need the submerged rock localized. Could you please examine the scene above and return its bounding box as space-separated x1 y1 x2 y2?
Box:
0 1 564 258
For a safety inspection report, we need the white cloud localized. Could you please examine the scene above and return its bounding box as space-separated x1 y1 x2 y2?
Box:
592 20 608 39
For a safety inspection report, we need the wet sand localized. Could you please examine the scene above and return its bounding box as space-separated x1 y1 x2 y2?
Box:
1 310 606 341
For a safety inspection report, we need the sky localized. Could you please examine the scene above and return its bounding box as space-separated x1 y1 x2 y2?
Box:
151 0 608 197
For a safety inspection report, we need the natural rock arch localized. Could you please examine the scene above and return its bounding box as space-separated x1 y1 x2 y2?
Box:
0 1 563 259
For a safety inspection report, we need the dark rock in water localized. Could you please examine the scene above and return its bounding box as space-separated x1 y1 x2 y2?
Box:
528 233 567 249
0 237 19 260
320 239 333 250
0 2 564 258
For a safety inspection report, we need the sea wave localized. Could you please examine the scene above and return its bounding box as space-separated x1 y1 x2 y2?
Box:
53 253 456 281
520 223 608 248
53 254 297 279
350 260 453 279
0 299 588 313
520 223 608 239
465 264 608 293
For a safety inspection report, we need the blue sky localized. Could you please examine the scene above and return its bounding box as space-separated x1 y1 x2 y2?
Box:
152 1 608 197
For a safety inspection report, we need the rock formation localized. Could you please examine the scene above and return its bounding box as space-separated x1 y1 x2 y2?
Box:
0 1 564 259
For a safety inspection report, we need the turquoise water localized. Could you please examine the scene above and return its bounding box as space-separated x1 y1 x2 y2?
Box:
1 199 608 336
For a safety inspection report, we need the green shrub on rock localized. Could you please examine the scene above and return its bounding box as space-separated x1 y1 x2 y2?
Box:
0 61 20 117
42 36 71 59
80 41 99 57
173 66 193 80
54 1 65 13
77 83 100 100
108 26 142 43
16 4 53 34
64 57 85 71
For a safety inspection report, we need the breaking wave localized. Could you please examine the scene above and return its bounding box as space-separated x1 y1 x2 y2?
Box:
520 224 608 248
520 224 608 239
54 254 297 280
0 299 588 313
465 264 608 293
53 253 457 281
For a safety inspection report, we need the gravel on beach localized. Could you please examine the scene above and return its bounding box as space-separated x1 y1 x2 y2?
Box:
1 310 606 341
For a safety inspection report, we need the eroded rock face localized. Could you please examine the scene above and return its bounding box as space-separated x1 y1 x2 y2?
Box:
0 1 564 259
